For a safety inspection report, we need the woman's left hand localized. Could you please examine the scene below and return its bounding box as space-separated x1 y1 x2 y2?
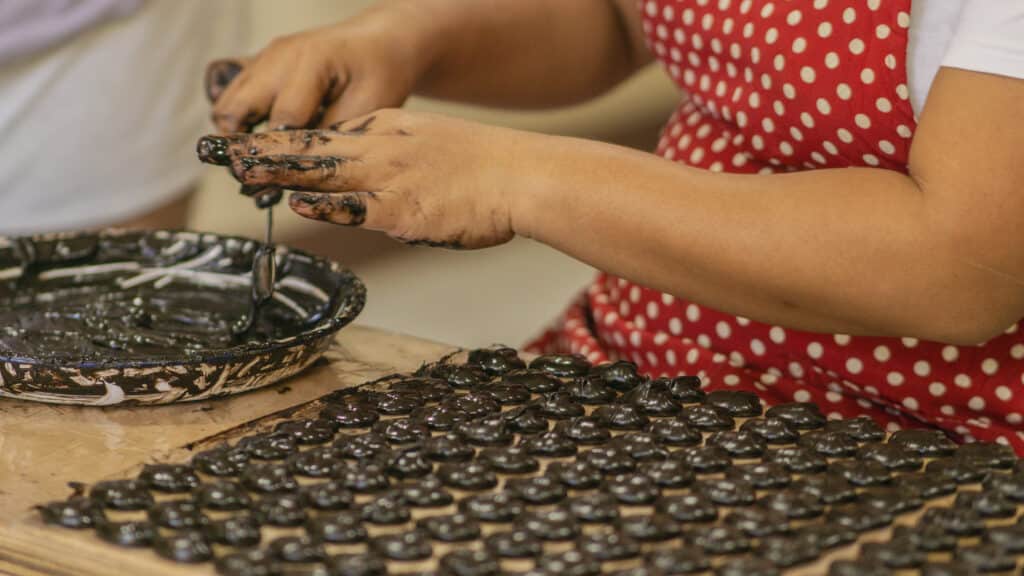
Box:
197 109 539 249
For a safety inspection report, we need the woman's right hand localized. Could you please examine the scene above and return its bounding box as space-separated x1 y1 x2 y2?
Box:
205 1 435 133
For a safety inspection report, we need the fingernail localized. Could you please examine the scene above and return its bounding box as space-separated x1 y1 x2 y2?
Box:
205 60 243 102
216 61 243 85
196 135 231 165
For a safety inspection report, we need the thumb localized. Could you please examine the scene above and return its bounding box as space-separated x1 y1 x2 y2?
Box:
204 57 251 103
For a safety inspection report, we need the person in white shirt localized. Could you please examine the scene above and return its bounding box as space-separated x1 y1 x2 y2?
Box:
0 0 245 235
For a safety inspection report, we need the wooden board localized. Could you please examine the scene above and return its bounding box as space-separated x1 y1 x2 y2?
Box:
0 325 454 576
1 326 1020 576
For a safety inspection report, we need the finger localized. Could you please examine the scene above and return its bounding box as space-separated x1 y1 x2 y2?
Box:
288 191 372 226
197 131 348 165
204 58 249 103
320 83 402 128
289 191 400 232
196 134 250 165
228 154 363 192
212 69 277 133
268 59 342 130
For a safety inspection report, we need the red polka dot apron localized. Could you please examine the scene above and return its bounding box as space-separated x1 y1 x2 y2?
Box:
527 0 1024 453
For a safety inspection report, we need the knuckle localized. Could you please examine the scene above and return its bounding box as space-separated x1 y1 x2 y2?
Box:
312 63 336 90
265 35 294 51
228 159 249 181
374 107 404 123
391 220 419 242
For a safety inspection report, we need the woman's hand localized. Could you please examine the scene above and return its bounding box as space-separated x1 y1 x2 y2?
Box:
206 2 434 133
197 109 543 249
204 0 650 131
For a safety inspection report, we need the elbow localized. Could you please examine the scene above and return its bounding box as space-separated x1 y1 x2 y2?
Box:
933 320 1012 347
913 290 1021 346
904 209 1024 345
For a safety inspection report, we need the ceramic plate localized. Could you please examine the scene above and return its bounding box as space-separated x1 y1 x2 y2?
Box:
0 229 365 405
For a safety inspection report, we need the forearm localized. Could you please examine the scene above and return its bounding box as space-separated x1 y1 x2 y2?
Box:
514 137 1019 344
380 0 647 108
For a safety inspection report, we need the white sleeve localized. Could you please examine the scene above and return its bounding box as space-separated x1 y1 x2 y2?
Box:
942 0 1024 80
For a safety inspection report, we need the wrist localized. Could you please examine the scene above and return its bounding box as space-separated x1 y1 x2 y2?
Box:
363 0 462 90
337 0 452 87
506 133 567 242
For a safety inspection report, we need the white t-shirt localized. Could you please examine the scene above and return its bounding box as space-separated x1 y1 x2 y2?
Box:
908 0 1024 115
0 0 144 66
0 0 245 236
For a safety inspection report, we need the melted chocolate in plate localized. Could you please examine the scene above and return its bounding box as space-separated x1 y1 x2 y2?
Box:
0 229 365 405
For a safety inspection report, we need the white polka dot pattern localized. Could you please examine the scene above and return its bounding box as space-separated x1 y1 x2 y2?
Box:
528 0 1024 455
647 0 915 174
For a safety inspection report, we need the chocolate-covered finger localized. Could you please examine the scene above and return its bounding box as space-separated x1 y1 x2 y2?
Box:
200 131 345 163
212 71 275 133
205 58 246 103
229 154 357 191
288 192 369 226
196 134 249 165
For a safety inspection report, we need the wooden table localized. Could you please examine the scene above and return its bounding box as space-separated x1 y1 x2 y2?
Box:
0 325 454 576
1 325 1016 575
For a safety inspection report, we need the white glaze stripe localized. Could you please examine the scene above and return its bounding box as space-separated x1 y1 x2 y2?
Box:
279 276 330 302
138 268 250 289
163 239 188 256
0 267 22 281
36 261 141 281
118 245 224 289
273 291 308 318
